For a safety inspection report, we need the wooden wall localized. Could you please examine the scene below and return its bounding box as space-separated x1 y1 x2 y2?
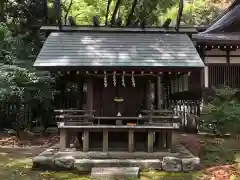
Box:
203 47 240 88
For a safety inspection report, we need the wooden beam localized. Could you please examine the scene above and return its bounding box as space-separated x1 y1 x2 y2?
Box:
128 129 134 152
103 129 108 152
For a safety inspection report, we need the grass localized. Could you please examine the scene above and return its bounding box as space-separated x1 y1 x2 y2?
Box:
0 152 89 180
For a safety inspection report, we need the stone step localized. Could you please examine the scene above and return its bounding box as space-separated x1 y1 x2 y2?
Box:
91 167 139 179
74 159 161 172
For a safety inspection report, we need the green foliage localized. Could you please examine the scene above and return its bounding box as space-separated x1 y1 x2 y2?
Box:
200 87 240 135
181 0 220 26
0 22 55 131
163 0 222 26
57 0 227 26
200 139 235 167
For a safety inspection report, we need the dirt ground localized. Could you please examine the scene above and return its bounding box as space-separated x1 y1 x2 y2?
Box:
178 133 240 180
0 131 59 148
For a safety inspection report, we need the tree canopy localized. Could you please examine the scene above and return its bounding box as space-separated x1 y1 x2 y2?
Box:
46 0 232 27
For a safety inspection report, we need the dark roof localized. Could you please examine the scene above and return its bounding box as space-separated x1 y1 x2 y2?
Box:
194 1 240 44
192 33 240 45
203 4 240 33
34 32 204 68
199 0 238 32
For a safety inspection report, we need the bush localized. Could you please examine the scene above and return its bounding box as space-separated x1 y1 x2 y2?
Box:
200 139 235 167
199 86 240 135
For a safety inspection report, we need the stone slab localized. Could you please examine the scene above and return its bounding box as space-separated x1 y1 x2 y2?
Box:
56 151 179 159
91 167 139 179
162 157 182 172
74 159 162 172
54 156 75 169
32 155 55 169
182 157 200 172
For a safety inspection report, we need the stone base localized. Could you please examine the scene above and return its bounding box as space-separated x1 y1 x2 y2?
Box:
32 145 200 172
91 167 139 179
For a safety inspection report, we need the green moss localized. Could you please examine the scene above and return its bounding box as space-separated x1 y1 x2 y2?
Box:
140 170 201 180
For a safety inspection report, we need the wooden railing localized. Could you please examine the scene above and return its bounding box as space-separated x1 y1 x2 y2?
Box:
55 109 95 125
171 100 201 133
55 108 181 152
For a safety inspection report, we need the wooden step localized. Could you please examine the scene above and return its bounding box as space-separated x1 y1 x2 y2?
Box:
91 167 139 179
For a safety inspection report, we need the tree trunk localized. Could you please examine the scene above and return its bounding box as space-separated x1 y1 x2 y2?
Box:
64 0 73 25
105 0 112 26
126 0 138 26
110 0 121 26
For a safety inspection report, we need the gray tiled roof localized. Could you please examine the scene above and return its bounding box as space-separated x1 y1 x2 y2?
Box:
34 32 204 68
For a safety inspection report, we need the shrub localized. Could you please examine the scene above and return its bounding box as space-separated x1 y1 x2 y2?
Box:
199 86 240 135
200 138 235 167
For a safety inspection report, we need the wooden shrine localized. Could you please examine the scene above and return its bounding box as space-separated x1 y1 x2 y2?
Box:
34 29 204 153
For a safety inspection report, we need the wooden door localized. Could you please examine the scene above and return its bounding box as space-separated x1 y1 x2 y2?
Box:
93 79 102 116
93 77 145 117
93 77 118 117
118 77 145 116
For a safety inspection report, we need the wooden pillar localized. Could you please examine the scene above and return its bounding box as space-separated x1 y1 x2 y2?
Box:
204 66 209 88
103 129 108 152
147 130 154 152
162 131 167 148
86 76 93 113
128 129 134 152
156 75 162 109
166 131 172 149
60 129 67 151
83 130 89 152
146 80 152 110
156 132 163 150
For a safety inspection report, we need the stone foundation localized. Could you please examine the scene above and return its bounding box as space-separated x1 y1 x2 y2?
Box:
32 145 200 172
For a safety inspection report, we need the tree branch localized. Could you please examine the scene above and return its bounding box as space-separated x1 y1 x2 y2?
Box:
110 0 121 26
126 0 137 26
74 13 82 19
64 0 73 25
105 0 112 26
